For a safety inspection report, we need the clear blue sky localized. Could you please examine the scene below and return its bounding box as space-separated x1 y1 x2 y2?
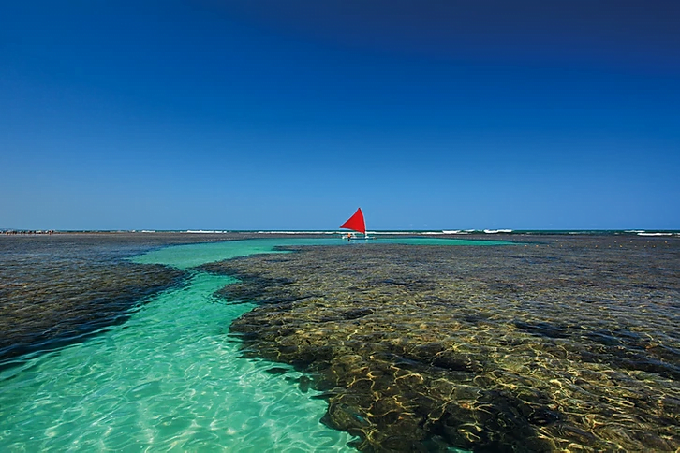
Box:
2 1 679 230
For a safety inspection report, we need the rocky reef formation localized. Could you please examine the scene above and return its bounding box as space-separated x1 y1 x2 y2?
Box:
0 233 222 361
202 236 680 452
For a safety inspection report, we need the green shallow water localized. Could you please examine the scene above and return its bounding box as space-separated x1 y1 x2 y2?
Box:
0 238 499 452
132 237 514 271
0 239 358 452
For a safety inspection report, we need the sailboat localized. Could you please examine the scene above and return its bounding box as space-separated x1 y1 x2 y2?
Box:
340 208 372 240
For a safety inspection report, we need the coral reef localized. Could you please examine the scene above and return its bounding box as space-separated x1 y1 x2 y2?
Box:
203 236 680 451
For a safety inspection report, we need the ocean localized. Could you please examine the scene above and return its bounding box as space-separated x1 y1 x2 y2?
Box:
0 232 678 451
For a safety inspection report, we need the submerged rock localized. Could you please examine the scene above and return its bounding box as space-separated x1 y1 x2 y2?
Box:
202 236 680 452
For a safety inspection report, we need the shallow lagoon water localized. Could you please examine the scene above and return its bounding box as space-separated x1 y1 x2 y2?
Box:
1 236 501 452
8 235 662 452
132 237 513 271
0 239 359 452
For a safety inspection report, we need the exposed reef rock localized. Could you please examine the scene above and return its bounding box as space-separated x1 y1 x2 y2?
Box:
0 233 226 361
202 236 680 452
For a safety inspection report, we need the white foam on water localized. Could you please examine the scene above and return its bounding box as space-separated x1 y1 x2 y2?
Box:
637 232 674 237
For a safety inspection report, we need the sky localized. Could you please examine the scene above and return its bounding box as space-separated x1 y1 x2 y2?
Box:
1 0 679 231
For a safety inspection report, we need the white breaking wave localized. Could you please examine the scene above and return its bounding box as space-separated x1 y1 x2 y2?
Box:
637 232 673 237
483 229 513 234
185 230 230 234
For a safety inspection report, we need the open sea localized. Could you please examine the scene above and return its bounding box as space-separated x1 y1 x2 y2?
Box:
1 231 678 452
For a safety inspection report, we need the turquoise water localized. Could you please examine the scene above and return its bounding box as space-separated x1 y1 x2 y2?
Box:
0 237 512 452
0 239 357 452
377 238 513 246
133 238 344 270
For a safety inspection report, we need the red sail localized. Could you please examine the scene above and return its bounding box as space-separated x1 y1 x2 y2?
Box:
340 208 366 234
